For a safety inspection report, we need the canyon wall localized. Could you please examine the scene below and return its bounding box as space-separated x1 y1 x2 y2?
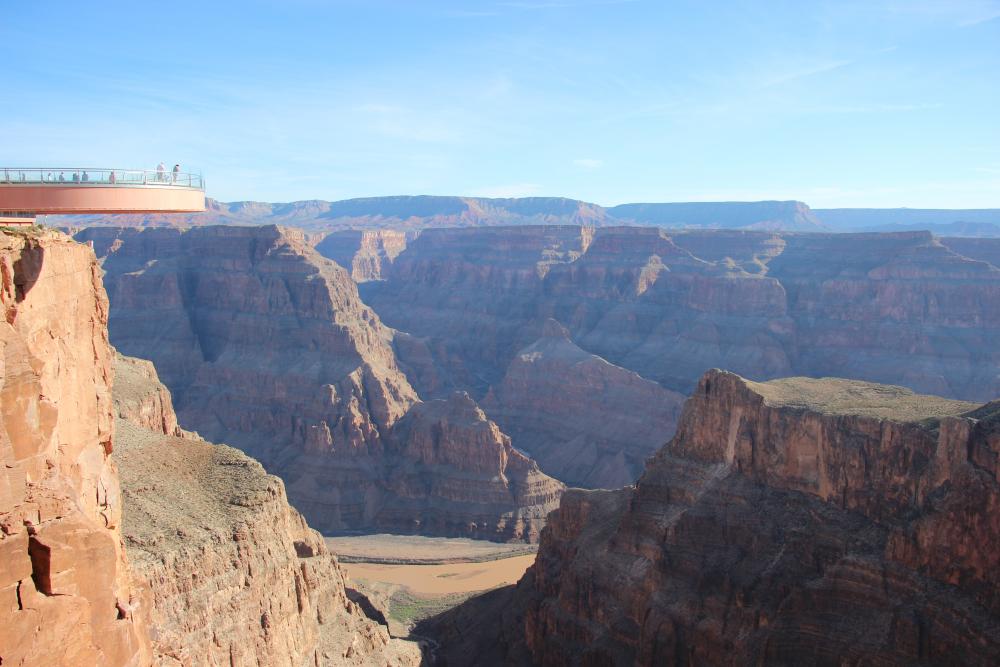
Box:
427 371 1000 665
351 226 1000 410
314 230 412 282
112 352 421 666
0 229 150 666
78 225 562 541
482 319 685 489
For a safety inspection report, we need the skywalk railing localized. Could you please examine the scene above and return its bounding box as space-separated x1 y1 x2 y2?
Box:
0 168 204 189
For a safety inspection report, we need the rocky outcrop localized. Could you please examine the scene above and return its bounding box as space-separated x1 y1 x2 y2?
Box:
314 230 412 282
427 371 1000 665
113 352 185 438
78 225 562 541
482 320 685 488
0 229 150 666
112 354 421 666
380 392 563 541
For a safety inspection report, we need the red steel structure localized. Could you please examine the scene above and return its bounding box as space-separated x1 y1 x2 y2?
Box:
0 167 205 224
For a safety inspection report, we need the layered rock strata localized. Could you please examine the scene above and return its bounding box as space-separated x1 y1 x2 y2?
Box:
379 392 563 540
0 229 150 666
427 371 1000 665
354 226 1000 409
482 320 685 488
78 225 562 540
314 230 412 282
112 353 421 666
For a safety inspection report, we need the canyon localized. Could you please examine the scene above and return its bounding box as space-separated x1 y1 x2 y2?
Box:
5 223 1000 665
77 225 563 542
425 370 1000 666
79 224 1000 503
346 226 1000 405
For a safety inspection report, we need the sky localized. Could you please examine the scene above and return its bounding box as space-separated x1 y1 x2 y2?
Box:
2 0 999 207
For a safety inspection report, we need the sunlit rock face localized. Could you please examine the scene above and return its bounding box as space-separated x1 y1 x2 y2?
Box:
426 371 1000 666
79 225 562 542
0 229 150 667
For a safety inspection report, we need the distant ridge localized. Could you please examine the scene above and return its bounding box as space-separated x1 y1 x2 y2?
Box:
816 207 1000 233
51 195 820 231
608 200 822 231
48 196 1000 236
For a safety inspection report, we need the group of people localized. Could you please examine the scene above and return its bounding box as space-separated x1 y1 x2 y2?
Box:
39 170 94 183
4 164 185 185
156 162 183 183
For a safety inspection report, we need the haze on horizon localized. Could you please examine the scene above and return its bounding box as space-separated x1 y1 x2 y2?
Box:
3 0 998 208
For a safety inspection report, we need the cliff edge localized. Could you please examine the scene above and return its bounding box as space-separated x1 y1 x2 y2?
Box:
426 370 1000 665
0 229 150 666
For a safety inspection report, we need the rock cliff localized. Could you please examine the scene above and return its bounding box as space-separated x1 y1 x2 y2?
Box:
426 371 1000 665
112 353 421 666
314 230 412 282
78 225 563 541
941 237 1000 268
482 320 685 488
0 229 150 666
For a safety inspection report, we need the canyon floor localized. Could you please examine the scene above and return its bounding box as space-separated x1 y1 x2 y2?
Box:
328 535 537 637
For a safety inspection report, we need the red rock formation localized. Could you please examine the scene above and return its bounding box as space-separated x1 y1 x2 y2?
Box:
314 229 413 282
427 371 1000 665
0 229 150 666
113 352 184 438
483 319 685 488
376 392 563 541
77 225 563 541
112 353 421 666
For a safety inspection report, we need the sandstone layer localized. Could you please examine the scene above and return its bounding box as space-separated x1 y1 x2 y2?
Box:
426 371 1000 665
112 353 420 666
78 225 562 541
0 229 150 666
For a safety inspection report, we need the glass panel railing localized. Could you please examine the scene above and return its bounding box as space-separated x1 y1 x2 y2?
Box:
0 168 204 189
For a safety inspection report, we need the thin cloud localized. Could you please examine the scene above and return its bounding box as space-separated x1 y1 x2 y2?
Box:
573 158 604 169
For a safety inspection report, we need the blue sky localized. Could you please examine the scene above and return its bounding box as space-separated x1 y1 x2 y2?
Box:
2 1 998 206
